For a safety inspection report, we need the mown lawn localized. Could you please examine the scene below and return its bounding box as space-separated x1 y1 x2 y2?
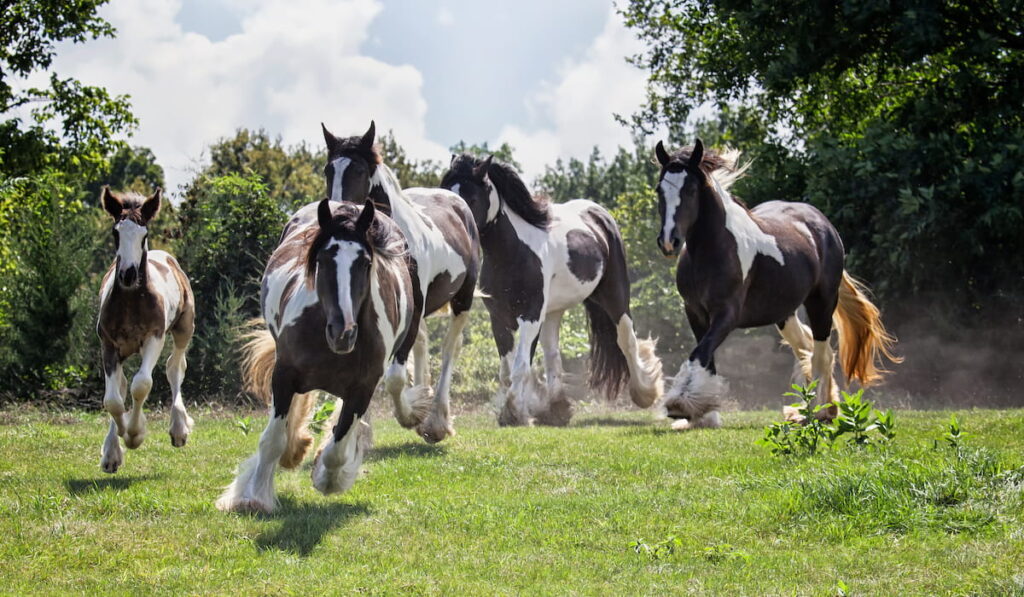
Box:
1 404 1022 595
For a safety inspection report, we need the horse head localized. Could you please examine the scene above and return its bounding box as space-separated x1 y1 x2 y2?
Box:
655 138 707 257
307 199 380 354
102 186 161 289
321 121 382 205
440 153 498 231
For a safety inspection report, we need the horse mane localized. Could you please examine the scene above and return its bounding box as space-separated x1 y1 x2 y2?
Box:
483 159 550 229
304 203 407 285
332 135 383 166
673 146 752 196
112 192 151 224
440 154 477 189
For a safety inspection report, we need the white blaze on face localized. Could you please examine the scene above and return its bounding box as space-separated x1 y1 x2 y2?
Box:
484 176 501 223
116 220 147 272
329 157 352 202
714 179 785 280
327 239 364 329
659 170 687 245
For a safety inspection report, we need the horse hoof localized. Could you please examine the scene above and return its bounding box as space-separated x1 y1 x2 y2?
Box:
124 433 145 450
170 433 186 448
101 457 122 474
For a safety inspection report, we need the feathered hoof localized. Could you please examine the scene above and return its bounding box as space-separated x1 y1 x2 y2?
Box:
215 496 274 514
498 401 533 427
629 338 665 408
278 434 313 469
416 412 455 444
670 411 722 432
395 385 433 429
782 403 838 424
534 392 573 427
782 405 805 424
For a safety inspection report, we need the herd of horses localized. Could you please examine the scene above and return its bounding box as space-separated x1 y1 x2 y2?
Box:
95 122 900 513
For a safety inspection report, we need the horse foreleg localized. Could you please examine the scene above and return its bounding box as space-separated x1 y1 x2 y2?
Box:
99 343 126 473
216 370 294 513
664 309 735 430
312 388 373 495
499 318 544 427
534 310 573 427
124 335 162 449
417 310 469 443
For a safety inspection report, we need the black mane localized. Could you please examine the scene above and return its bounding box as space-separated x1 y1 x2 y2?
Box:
445 154 549 229
304 202 406 282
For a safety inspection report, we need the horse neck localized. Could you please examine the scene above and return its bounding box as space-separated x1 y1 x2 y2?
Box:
371 164 417 228
479 210 527 260
686 179 732 246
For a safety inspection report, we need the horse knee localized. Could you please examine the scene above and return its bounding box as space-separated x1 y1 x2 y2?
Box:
130 374 153 401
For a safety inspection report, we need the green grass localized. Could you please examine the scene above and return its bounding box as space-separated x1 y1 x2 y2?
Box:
1 405 1023 595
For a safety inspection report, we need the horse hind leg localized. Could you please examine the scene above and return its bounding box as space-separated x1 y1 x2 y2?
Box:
802 293 841 421
533 309 573 427
417 309 470 443
615 313 664 409
777 314 814 386
312 392 373 495
167 308 195 447
387 311 432 429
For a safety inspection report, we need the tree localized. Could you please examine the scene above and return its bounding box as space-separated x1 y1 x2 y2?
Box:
623 0 1024 314
377 130 442 188
1 0 136 179
449 140 521 173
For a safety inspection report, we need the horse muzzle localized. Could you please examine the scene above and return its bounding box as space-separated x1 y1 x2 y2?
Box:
326 322 358 354
658 236 681 258
118 266 140 288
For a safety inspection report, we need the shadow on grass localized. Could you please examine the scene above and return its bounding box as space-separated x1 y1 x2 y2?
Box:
571 417 652 428
368 442 447 462
255 496 370 556
64 474 163 495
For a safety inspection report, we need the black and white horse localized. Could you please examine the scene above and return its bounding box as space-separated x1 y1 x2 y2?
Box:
96 187 195 473
217 200 414 513
321 122 479 444
440 154 664 426
654 139 901 429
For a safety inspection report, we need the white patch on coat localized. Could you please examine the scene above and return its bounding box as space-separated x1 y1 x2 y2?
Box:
329 157 351 202
484 176 501 224
370 259 409 370
115 220 147 272
659 170 686 246
714 179 784 280
793 221 816 249
146 251 184 330
373 168 467 308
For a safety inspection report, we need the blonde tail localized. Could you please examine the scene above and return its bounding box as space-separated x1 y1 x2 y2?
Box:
833 272 903 386
239 319 314 468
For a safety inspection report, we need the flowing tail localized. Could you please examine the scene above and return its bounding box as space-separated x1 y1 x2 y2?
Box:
240 319 315 469
583 298 629 400
833 272 903 386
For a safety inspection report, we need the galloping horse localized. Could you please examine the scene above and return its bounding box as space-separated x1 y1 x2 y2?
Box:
654 139 900 429
440 154 664 426
217 200 414 513
321 122 479 443
96 187 195 473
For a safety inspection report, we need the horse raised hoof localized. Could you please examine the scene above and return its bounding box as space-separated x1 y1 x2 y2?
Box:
169 414 194 448
395 385 433 429
123 429 146 450
416 412 455 444
100 453 123 474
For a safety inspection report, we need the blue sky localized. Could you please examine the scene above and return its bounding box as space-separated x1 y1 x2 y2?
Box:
43 0 649 192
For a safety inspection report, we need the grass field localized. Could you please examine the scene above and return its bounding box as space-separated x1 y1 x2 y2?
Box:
1 403 1022 595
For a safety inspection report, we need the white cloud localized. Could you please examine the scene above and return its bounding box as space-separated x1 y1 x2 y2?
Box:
494 8 652 183
39 0 449 194
436 7 454 27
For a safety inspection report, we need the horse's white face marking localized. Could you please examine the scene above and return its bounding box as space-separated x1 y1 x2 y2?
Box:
329 157 351 202
659 170 686 249
713 179 784 280
484 176 501 224
326 239 364 329
115 220 147 273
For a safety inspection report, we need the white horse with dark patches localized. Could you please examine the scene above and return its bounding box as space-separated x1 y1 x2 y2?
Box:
96 187 195 473
217 200 414 513
441 154 664 426
321 122 480 444
654 139 902 429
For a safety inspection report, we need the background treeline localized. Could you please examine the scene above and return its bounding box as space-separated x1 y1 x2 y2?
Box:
1 0 1021 406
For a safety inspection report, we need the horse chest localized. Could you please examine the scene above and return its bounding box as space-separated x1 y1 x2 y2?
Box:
99 291 165 358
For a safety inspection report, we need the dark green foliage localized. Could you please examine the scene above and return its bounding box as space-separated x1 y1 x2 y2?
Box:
449 139 521 172
536 141 659 207
175 173 288 397
622 0 1024 315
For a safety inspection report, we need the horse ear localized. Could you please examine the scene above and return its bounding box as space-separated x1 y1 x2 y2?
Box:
101 186 122 219
317 198 333 230
359 120 376 151
655 141 671 167
472 155 493 180
356 200 376 242
322 122 340 153
141 188 161 223
689 138 704 168
450 153 457 166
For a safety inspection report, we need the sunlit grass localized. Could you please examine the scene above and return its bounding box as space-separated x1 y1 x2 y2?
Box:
1 405 1022 595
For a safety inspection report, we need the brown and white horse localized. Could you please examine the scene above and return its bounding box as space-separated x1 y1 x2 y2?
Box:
96 187 195 473
217 200 414 513
654 140 901 429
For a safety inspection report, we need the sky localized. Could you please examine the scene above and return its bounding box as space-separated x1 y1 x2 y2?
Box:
34 0 652 194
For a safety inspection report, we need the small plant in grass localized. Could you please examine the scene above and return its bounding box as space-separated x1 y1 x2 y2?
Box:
758 383 896 456
700 543 750 564
942 415 968 450
309 398 335 435
235 416 254 435
629 535 680 560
